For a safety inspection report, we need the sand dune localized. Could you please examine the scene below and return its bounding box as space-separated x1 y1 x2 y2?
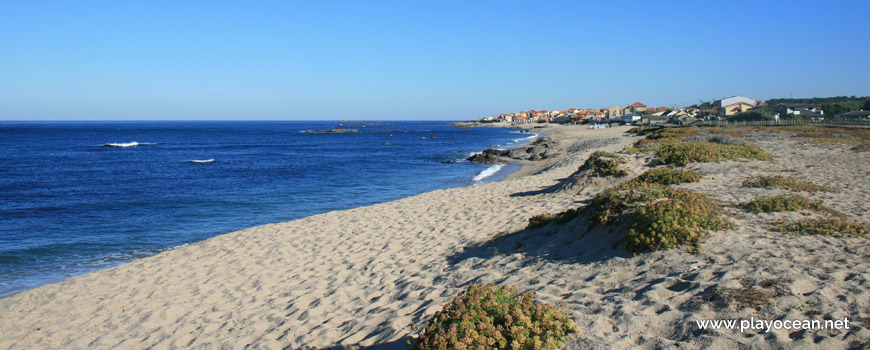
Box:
1 124 868 349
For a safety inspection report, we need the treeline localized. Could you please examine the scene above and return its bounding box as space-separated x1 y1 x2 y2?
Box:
765 96 869 105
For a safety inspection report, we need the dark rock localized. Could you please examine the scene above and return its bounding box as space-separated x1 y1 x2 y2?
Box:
541 149 560 159
527 145 548 157
467 149 508 164
508 148 531 160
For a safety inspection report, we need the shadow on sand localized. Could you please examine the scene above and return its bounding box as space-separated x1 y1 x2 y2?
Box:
311 336 411 350
447 207 632 268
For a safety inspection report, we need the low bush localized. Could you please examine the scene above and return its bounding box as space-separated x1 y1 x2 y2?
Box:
656 141 771 166
742 175 838 192
682 133 739 145
581 151 627 176
412 283 577 350
527 214 556 229
591 182 730 252
527 209 581 229
623 195 730 252
593 182 680 225
632 168 702 185
739 195 831 213
772 219 869 238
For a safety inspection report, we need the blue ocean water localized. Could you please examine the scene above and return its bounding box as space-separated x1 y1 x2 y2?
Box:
0 121 536 298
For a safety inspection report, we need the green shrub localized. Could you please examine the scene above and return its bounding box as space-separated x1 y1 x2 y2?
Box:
592 182 692 225
413 283 577 350
581 151 627 176
682 133 739 145
728 111 772 122
742 175 838 192
772 219 869 238
854 141 870 152
527 209 581 229
739 195 831 213
632 168 702 185
624 196 730 253
656 141 771 166
591 182 730 252
527 214 556 229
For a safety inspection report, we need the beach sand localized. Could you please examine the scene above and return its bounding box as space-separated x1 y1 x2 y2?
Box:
1 124 868 349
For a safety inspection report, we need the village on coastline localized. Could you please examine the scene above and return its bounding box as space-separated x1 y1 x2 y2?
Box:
477 95 870 126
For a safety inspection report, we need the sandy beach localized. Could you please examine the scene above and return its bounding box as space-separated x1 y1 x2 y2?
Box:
1 124 868 349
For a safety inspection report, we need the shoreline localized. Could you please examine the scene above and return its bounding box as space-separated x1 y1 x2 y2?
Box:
2 124 868 349
0 124 635 349
0 123 550 300
0 121 526 300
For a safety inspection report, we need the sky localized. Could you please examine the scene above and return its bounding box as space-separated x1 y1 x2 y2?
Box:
1 0 868 120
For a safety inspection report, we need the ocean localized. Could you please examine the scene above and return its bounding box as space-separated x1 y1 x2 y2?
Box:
0 121 536 298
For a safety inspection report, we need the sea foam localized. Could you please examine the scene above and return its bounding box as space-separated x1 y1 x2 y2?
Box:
472 163 505 182
104 142 139 148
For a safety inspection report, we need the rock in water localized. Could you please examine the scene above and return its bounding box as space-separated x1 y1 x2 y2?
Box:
466 149 508 164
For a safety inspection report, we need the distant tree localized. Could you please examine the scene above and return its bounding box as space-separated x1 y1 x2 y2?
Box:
863 100 870 111
748 105 775 118
728 111 772 122
821 101 862 116
766 96 869 105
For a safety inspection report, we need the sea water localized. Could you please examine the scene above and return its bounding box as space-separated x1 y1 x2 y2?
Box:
0 121 536 298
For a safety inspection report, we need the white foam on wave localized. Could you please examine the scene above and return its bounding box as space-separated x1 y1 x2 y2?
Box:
105 142 139 148
103 142 158 148
189 159 214 163
505 133 539 146
472 163 505 182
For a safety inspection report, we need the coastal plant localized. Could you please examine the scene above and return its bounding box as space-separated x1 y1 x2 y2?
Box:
853 141 870 152
643 126 700 141
738 195 833 213
527 214 557 229
682 133 739 145
527 208 581 229
592 182 693 225
781 126 870 152
742 175 838 193
590 182 730 252
631 168 702 185
581 151 627 176
623 195 730 252
412 283 577 350
656 141 771 166
710 287 776 311
772 219 869 238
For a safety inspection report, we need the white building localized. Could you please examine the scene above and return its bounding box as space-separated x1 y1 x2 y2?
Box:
720 96 759 108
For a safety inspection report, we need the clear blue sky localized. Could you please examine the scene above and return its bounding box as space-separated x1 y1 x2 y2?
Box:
1 0 868 120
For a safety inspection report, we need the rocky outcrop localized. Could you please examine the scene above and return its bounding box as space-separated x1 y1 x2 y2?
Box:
467 149 508 164
466 138 561 164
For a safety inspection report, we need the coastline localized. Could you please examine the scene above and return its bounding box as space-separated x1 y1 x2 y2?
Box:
0 121 523 299
2 124 868 349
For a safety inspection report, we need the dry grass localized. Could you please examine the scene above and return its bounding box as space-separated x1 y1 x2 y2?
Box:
739 195 836 214
772 219 869 238
742 175 839 193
